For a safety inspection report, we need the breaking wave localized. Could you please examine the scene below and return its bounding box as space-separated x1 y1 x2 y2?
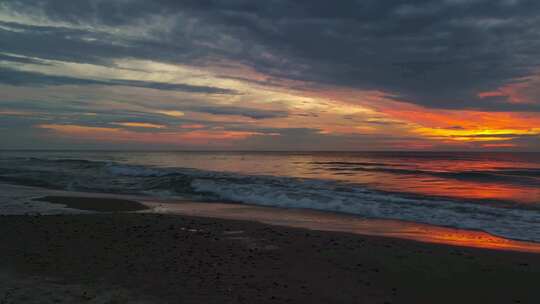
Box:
0 157 539 242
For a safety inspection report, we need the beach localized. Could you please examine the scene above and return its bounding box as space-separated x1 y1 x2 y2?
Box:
4 1 540 302
1 196 539 303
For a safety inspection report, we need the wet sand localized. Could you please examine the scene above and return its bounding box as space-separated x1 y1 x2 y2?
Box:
147 201 540 253
1 197 539 303
35 196 150 212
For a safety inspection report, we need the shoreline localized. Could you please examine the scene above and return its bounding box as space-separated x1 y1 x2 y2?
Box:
144 200 540 254
1 182 539 253
1 208 540 303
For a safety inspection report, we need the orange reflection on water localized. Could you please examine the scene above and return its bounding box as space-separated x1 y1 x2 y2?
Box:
303 155 540 204
312 169 540 204
130 152 540 205
381 177 535 204
147 201 540 253
377 220 540 253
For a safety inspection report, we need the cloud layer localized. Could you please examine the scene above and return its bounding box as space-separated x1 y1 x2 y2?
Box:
1 0 540 150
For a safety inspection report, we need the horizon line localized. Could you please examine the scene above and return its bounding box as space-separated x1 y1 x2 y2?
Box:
1 149 538 153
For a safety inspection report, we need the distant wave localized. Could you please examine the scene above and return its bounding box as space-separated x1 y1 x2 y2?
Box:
310 161 540 185
1 156 540 242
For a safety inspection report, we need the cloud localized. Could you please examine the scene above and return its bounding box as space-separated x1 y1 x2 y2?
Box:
2 1 540 150
0 53 51 65
3 1 540 112
36 123 279 146
0 67 236 94
180 124 205 129
190 106 288 119
111 122 166 129
154 110 185 118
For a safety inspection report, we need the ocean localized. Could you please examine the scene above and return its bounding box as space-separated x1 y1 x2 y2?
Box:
1 151 539 243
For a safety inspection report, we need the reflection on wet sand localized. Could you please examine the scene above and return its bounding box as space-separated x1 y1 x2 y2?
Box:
145 201 540 254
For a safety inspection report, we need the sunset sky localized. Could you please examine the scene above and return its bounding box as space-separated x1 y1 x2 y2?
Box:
1 0 540 150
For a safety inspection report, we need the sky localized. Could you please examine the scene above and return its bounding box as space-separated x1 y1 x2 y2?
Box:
1 0 540 151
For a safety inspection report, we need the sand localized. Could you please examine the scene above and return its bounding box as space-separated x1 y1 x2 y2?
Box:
0 197 539 303
145 201 540 253
35 196 150 212
0 270 160 304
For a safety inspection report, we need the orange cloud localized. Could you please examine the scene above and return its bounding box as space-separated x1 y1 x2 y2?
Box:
111 122 166 129
39 124 122 137
154 110 185 117
0 110 39 116
478 74 540 104
381 101 540 143
37 124 277 145
180 124 206 129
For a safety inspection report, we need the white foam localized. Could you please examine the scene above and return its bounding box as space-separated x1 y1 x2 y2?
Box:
2 156 539 243
191 178 540 242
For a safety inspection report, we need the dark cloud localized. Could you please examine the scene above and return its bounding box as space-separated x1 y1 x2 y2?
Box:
0 68 236 94
0 99 288 131
2 0 540 112
112 79 236 95
237 127 440 151
0 53 51 65
0 21 131 65
190 106 288 119
0 68 107 87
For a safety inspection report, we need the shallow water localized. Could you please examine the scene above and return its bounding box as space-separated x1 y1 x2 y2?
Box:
0 151 539 243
